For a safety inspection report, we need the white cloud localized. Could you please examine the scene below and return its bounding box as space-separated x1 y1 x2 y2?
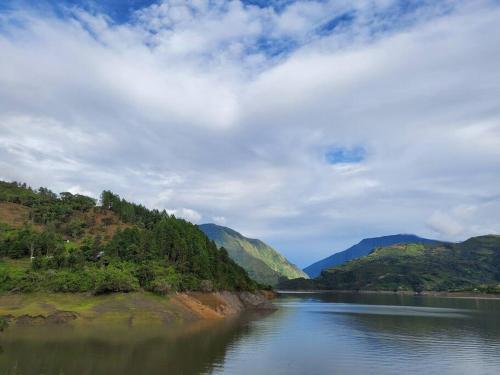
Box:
0 0 499 266
67 185 96 198
212 216 227 225
166 208 202 223
427 211 465 238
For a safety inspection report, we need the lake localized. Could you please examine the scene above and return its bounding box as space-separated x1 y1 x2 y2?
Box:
1 292 500 374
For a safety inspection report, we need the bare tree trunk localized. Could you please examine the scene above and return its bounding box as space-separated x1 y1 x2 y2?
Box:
30 242 34 262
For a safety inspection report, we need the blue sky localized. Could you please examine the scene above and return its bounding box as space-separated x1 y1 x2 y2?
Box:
1 0 500 267
325 146 365 164
0 0 157 21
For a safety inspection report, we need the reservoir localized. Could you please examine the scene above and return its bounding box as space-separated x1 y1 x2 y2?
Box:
1 292 500 374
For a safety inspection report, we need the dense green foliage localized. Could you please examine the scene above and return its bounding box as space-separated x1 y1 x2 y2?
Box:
101 190 163 228
0 181 96 227
0 181 258 294
199 224 308 286
279 237 500 293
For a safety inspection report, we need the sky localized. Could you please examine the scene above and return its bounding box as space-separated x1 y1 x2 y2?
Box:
1 0 500 268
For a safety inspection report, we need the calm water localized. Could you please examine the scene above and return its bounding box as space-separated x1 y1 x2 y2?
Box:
1 292 500 374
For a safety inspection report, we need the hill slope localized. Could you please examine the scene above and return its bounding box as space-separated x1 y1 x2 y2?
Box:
303 234 440 278
280 236 500 292
0 181 258 294
199 223 307 286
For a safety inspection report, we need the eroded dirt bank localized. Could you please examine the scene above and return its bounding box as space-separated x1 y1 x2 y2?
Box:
0 290 276 327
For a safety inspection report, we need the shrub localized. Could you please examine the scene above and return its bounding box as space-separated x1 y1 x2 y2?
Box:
0 269 16 292
66 250 85 269
31 255 55 271
149 278 172 295
200 280 213 292
135 263 156 287
147 266 181 294
180 274 201 291
47 270 94 293
17 271 45 292
93 266 139 295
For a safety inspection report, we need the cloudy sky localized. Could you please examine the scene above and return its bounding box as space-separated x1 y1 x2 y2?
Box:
1 0 500 267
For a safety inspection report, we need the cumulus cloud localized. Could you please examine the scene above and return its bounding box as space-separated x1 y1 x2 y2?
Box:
166 207 202 223
0 0 499 266
212 216 227 225
427 211 465 238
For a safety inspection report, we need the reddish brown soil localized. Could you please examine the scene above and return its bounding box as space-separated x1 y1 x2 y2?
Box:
0 202 31 227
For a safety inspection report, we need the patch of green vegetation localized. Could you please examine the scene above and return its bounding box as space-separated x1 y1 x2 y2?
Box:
0 292 99 317
370 243 425 258
0 291 188 327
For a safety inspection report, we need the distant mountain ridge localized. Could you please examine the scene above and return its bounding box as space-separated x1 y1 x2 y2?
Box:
303 234 441 278
280 235 500 293
199 223 308 286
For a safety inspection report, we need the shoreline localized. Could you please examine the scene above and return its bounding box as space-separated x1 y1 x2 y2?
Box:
0 290 276 328
276 289 500 300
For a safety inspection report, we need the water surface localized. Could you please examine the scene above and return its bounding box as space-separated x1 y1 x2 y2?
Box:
1 292 500 374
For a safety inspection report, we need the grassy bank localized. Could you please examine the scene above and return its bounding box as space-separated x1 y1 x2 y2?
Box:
0 289 275 329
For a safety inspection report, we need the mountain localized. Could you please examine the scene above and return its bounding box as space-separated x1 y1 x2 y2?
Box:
0 181 258 294
279 235 500 293
199 223 308 286
303 234 440 278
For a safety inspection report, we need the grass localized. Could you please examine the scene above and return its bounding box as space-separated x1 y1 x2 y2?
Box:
0 257 31 274
0 291 185 327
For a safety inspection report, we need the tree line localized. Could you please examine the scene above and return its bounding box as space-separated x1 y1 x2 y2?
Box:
0 181 259 294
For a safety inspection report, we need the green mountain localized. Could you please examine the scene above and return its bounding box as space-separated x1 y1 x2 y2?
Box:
303 234 440 278
0 181 258 294
199 223 308 286
279 235 500 293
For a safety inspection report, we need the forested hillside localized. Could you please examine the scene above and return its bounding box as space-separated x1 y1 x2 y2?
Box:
303 234 440 278
199 224 307 286
279 236 500 293
0 181 258 294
